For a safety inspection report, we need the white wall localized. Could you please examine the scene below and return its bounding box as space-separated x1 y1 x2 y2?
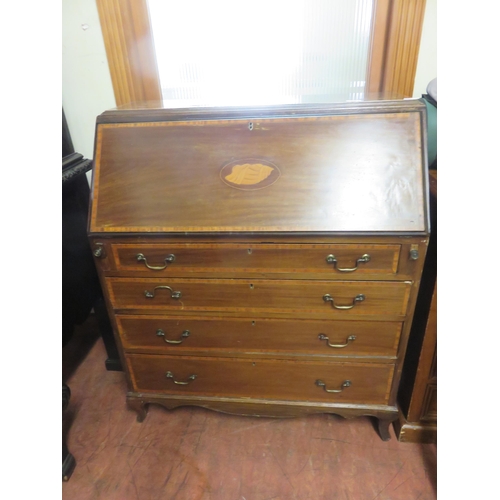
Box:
62 0 115 161
413 0 437 97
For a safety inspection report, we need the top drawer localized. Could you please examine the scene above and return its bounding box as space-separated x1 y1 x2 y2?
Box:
104 243 401 277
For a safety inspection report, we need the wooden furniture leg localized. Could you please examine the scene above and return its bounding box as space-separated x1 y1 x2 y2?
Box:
377 417 394 441
127 399 148 422
62 384 76 481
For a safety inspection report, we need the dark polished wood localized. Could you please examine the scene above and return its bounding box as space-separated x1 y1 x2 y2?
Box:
89 101 429 441
62 384 76 481
116 315 402 360
110 242 402 276
107 278 411 318
90 100 429 235
394 170 437 443
126 354 394 404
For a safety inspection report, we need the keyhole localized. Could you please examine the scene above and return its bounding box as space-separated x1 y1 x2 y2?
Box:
248 122 253 131
250 284 254 289
247 248 252 254
251 321 256 326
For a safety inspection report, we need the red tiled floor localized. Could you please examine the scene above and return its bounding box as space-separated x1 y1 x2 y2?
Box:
63 325 436 500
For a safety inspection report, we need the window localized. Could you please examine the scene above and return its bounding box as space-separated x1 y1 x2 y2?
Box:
149 0 373 106
96 0 427 107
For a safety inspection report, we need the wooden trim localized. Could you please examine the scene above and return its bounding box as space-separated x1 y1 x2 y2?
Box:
393 407 437 443
97 0 426 106
366 0 392 95
96 0 161 106
381 0 427 97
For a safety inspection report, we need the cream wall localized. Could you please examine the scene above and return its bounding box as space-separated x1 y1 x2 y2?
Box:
62 0 437 159
62 0 115 161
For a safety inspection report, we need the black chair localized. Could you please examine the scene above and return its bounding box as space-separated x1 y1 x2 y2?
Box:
62 111 121 481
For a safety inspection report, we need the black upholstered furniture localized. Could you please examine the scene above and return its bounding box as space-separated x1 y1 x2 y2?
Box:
62 110 121 480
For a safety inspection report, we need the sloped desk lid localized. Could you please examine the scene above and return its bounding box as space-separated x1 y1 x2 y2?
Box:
89 100 429 235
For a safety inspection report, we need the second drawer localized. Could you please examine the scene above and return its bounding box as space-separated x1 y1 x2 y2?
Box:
107 278 411 318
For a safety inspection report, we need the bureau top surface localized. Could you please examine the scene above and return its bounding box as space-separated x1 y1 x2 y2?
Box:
89 100 429 235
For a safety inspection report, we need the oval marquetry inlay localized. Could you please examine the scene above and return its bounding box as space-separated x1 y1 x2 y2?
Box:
220 159 281 190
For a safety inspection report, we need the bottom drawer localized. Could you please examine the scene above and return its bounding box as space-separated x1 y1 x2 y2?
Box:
126 354 394 405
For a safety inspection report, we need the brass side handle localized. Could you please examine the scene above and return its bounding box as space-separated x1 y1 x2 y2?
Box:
409 249 419 260
326 253 370 272
136 253 175 270
165 371 197 385
315 379 351 393
93 243 105 258
323 293 365 310
144 286 182 299
318 334 356 348
156 329 190 344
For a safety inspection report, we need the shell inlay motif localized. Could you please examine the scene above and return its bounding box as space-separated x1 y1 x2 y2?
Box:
224 164 274 185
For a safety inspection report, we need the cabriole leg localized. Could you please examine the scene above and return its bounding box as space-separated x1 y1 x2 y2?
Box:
377 417 394 441
127 399 147 422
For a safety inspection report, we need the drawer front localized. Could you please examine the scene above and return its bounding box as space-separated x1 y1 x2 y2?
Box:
126 354 394 405
107 278 411 317
117 315 402 359
110 243 400 276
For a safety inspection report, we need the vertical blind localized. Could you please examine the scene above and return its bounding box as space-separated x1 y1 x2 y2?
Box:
148 0 374 106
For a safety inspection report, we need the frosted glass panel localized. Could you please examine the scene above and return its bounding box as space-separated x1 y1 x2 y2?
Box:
148 0 373 106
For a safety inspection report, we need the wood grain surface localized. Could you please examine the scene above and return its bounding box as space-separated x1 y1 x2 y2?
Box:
116 315 402 360
90 105 427 234
126 354 394 405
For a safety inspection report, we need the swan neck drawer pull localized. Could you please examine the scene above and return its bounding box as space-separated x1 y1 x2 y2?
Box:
323 293 365 309
144 286 182 299
315 379 352 393
326 253 370 272
165 371 197 385
156 329 190 344
136 253 175 270
318 334 356 348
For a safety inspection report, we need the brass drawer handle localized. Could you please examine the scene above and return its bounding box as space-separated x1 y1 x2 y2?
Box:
318 334 356 348
326 253 370 272
323 293 365 309
156 329 190 344
315 379 352 393
144 286 182 299
165 371 197 385
136 253 175 270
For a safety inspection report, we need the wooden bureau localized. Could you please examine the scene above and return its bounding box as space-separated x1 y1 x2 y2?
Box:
88 100 430 441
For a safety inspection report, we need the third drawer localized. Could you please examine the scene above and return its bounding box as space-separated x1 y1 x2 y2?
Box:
117 315 403 360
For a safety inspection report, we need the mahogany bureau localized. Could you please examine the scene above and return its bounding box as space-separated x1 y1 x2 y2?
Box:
88 100 430 441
